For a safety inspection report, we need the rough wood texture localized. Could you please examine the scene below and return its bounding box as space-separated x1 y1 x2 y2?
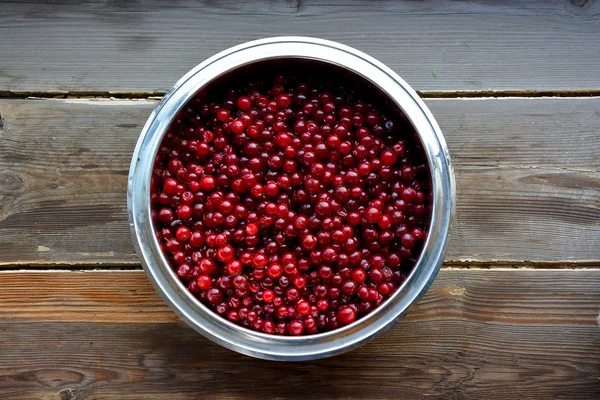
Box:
0 269 598 399
0 98 598 265
1 0 599 93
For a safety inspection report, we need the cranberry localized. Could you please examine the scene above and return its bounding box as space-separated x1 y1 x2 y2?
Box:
346 212 361 226
267 263 283 279
381 150 397 166
288 319 304 336
237 96 251 111
337 306 357 325
246 223 258 236
206 288 222 305
216 109 230 122
231 120 245 134
253 253 268 268
158 208 174 223
263 289 275 303
176 264 192 280
296 300 310 316
364 207 381 224
197 275 212 290
226 260 243 275
401 233 416 249
341 280 357 295
302 234 317 251
217 245 234 262
200 176 216 192
175 226 191 242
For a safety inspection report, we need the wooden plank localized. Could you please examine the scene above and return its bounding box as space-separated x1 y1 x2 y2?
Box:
0 269 598 399
0 98 598 265
1 0 599 93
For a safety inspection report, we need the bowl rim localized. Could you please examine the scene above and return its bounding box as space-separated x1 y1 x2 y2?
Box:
128 36 455 361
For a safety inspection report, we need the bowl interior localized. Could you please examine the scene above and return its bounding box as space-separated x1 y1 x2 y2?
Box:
151 57 434 334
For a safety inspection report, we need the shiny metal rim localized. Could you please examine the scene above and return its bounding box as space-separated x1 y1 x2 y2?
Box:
128 36 455 361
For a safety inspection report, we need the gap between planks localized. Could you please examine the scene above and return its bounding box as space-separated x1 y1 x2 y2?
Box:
0 262 597 272
3 89 600 100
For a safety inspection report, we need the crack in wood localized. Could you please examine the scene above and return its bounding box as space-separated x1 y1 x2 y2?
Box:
0 261 597 272
1 89 600 100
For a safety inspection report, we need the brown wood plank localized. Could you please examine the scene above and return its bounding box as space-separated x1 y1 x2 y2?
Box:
1 0 599 93
0 98 598 265
0 269 598 399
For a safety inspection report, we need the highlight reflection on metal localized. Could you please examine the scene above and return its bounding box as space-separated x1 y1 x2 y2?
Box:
128 37 455 361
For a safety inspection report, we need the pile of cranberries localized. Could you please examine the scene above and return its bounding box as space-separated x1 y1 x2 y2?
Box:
151 71 430 336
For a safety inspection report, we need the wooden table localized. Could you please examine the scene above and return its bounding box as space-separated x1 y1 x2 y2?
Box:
1 1 599 399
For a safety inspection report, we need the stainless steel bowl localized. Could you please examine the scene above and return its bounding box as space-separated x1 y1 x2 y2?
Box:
128 37 455 361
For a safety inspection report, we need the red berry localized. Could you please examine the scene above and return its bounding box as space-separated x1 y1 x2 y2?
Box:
158 208 174 223
296 300 310 315
265 182 279 197
176 204 192 220
230 119 245 134
217 245 234 262
246 223 258 236
177 264 192 280
197 275 212 290
263 289 275 303
351 269 366 285
189 231 204 248
288 319 304 336
175 226 191 242
200 176 216 192
275 132 292 148
226 260 243 275
381 150 397 165
163 178 178 194
401 233 416 249
199 258 215 275
237 96 251 111
337 306 357 325
253 253 268 268
302 234 317 251
276 94 291 108
217 109 230 122
365 207 381 224
341 280 357 296
206 288 222 305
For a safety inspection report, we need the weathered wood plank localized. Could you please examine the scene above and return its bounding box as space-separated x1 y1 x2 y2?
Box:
1 0 599 93
0 269 598 399
0 98 598 265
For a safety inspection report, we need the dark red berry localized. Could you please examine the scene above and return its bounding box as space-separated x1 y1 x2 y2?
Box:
197 275 212 290
158 208 174 223
288 319 304 336
237 96 251 111
337 305 356 325
217 109 230 122
200 176 216 192
231 120 245 134
217 245 234 262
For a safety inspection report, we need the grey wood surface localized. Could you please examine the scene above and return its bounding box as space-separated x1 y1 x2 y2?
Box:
1 3 599 398
0 269 598 399
1 97 598 266
1 0 599 93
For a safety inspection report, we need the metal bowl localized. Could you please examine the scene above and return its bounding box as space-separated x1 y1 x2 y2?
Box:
128 37 455 361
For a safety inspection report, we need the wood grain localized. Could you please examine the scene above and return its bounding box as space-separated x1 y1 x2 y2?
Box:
0 98 598 266
1 0 599 93
0 269 598 399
